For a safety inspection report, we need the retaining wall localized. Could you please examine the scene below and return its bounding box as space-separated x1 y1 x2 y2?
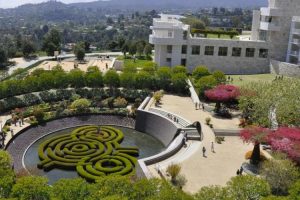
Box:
270 59 300 77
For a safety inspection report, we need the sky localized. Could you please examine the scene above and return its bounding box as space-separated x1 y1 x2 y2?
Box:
0 0 97 8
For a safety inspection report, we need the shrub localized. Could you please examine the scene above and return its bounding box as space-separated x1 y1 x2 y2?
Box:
23 93 41 106
166 164 181 183
205 117 211 125
32 108 45 122
153 91 163 104
71 98 91 112
192 66 210 80
215 136 225 144
260 158 300 195
113 97 128 108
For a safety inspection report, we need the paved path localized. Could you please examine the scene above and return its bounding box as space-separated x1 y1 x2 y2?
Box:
148 94 252 193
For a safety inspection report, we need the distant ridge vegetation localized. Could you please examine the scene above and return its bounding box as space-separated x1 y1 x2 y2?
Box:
1 0 267 11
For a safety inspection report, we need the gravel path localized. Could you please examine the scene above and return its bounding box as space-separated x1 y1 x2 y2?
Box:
6 115 135 172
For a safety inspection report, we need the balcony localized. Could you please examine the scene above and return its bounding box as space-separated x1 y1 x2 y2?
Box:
260 7 282 16
260 21 280 31
149 35 183 45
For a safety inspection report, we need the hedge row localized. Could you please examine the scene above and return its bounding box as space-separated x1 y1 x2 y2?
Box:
38 125 139 182
0 88 149 113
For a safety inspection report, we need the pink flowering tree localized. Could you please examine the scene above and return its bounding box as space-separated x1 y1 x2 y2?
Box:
240 126 271 165
268 127 300 163
205 84 240 113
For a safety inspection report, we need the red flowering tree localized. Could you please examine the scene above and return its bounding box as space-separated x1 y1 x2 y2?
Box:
240 126 271 165
205 84 240 113
268 127 300 163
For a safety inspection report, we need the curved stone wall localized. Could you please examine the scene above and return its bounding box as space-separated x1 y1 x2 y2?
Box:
135 97 181 146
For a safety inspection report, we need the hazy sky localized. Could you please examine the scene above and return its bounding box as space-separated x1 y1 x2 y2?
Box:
0 0 97 8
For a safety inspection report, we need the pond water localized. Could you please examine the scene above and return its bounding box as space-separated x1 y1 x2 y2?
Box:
24 126 165 184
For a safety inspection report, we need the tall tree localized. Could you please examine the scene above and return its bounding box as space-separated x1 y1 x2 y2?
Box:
43 29 61 56
22 40 36 58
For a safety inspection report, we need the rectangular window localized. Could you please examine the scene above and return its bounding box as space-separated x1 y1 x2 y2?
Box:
259 49 268 58
183 31 188 40
181 45 187 54
218 47 228 56
204 46 214 56
191 46 200 55
181 59 186 66
246 48 255 57
232 47 242 57
168 31 173 38
166 58 171 63
167 45 172 54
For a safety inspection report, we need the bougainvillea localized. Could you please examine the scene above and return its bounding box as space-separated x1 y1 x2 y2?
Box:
205 84 240 113
268 127 300 161
205 84 240 102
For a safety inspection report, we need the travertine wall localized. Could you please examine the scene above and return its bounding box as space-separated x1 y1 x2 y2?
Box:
270 59 300 77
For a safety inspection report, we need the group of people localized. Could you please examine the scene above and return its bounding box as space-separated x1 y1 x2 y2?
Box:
236 166 244 175
195 102 205 111
166 113 179 123
202 142 215 157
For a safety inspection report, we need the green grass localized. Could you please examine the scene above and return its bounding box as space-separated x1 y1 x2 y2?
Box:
207 34 238 40
229 74 283 86
117 56 156 69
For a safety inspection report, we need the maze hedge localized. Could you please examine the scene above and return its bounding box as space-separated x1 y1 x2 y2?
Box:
37 125 139 182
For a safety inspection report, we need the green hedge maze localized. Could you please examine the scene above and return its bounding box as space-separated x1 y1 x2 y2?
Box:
37 126 139 182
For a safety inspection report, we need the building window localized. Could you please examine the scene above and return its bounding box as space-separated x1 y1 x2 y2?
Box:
191 46 200 55
205 46 214 56
218 47 228 56
168 31 173 38
232 47 242 57
166 58 171 63
246 48 255 57
183 31 188 40
182 45 187 54
181 59 186 66
259 49 268 58
167 45 172 54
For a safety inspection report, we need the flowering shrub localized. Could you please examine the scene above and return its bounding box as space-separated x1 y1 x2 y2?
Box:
269 127 300 161
205 84 240 103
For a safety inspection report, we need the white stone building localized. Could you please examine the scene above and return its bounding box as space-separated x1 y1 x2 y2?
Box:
149 0 300 75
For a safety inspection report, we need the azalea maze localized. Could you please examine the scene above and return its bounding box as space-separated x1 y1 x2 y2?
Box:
37 126 139 182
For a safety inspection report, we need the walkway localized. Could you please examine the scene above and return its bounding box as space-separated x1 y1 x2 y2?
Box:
148 94 252 193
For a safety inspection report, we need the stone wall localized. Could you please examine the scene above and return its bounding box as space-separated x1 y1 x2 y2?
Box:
270 59 300 77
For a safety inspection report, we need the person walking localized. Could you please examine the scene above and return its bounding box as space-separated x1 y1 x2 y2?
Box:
202 146 206 157
211 142 215 153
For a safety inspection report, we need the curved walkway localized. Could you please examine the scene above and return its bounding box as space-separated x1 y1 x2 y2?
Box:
6 115 135 173
149 94 252 193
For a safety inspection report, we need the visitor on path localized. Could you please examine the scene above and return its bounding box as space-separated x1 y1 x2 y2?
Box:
202 146 206 157
202 103 205 111
240 166 243 175
10 129 14 137
211 142 215 153
195 102 198 110
236 169 240 176
18 119 22 127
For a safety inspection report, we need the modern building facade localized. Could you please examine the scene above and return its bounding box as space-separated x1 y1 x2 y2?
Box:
149 0 300 75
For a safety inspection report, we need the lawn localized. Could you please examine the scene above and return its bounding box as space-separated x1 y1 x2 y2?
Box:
118 56 157 69
229 74 283 86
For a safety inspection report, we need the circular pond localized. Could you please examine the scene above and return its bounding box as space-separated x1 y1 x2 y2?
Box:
24 125 165 184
